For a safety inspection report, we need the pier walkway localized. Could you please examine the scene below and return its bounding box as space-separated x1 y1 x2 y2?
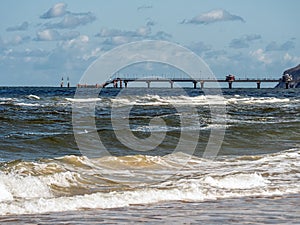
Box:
77 77 292 89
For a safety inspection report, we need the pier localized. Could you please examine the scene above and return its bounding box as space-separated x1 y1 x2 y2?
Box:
76 73 299 89
76 76 296 89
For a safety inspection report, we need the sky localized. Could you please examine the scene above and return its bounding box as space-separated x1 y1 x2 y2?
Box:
0 0 299 86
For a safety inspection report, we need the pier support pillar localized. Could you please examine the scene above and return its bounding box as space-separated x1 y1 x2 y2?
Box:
119 80 123 88
170 81 174 88
147 81 151 88
228 82 233 89
285 82 289 89
200 81 204 89
113 80 118 88
193 81 197 89
124 81 128 88
256 81 261 89
60 77 64 88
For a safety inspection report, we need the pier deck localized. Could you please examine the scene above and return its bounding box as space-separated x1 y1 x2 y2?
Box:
77 77 291 89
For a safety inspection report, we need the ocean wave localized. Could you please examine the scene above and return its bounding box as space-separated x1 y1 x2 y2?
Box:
203 173 269 189
110 94 226 106
66 97 102 103
0 148 299 215
26 94 40 100
227 96 291 105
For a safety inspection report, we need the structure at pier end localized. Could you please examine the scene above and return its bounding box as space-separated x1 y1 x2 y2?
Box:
276 64 300 88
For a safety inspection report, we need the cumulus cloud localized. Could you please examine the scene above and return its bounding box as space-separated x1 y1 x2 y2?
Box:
96 26 151 38
40 2 67 19
181 9 245 25
60 35 89 49
189 41 211 54
10 35 30 45
250 48 272 64
35 29 80 41
35 29 60 41
95 23 172 49
6 21 29 32
151 31 172 40
25 49 50 57
265 40 295 51
205 50 227 59
0 35 30 46
40 34 94 72
283 53 300 64
229 34 261 49
40 3 96 29
44 13 96 29
4 48 49 59
82 47 102 61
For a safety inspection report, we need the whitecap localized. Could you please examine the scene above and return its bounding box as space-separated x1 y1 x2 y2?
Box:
66 97 102 102
203 173 269 189
26 94 40 100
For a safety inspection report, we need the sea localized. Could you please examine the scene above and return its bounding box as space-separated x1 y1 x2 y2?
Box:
0 86 299 224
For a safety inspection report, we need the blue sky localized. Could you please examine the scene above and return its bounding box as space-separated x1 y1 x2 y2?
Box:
0 0 299 86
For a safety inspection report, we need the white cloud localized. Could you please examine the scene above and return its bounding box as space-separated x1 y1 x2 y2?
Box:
181 9 245 25
82 47 102 61
12 48 49 58
61 35 89 49
283 53 300 64
35 29 80 41
35 29 60 41
96 24 172 49
40 3 67 19
229 34 261 49
96 26 151 38
0 35 30 47
44 13 96 29
10 35 30 45
6 21 29 32
136 26 151 36
40 3 96 29
250 48 272 64
103 36 134 46
188 41 211 54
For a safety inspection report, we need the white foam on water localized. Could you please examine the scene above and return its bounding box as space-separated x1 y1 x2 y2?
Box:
14 102 41 107
203 173 269 189
0 173 52 202
0 148 299 215
0 97 15 101
110 94 226 106
66 98 102 102
0 182 13 202
0 171 294 215
0 97 16 105
26 94 40 100
227 96 290 105
41 171 82 188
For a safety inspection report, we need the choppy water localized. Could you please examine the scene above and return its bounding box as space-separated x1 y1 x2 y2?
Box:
0 87 299 224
